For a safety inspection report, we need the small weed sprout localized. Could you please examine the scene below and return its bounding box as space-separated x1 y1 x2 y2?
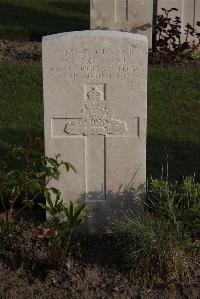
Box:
38 197 86 266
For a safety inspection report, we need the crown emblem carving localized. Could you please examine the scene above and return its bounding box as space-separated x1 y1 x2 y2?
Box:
64 86 127 136
87 87 102 101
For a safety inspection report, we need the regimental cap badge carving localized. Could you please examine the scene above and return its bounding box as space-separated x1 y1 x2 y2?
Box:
87 87 103 101
64 84 127 136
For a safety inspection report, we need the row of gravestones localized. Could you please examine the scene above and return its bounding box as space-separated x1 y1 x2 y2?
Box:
42 1 199 233
91 0 200 48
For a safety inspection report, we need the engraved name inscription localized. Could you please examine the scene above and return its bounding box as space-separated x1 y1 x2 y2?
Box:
64 86 127 136
49 47 145 80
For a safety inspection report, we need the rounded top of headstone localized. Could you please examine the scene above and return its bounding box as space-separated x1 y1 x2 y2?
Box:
42 30 148 44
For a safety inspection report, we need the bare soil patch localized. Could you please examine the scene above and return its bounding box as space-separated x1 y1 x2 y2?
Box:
0 213 199 299
0 39 41 64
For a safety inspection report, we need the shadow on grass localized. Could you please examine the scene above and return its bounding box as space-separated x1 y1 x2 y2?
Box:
0 128 44 173
0 1 89 40
1 128 200 181
49 1 89 14
147 134 200 181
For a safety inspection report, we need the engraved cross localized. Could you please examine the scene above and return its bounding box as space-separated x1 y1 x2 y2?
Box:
52 83 139 202
64 83 127 201
115 0 129 21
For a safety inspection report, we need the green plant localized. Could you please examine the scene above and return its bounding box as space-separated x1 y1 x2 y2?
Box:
0 140 76 250
63 201 86 253
113 212 189 280
38 199 86 265
151 8 200 63
179 176 200 236
183 49 200 61
113 174 200 280
147 177 181 232
147 176 200 237
39 188 64 225
0 216 11 252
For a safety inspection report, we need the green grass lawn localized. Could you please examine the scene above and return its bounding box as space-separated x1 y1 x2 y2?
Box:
0 0 90 38
0 64 199 180
148 67 200 180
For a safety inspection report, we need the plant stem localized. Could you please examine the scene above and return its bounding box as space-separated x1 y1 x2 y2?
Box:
65 229 73 256
0 194 6 213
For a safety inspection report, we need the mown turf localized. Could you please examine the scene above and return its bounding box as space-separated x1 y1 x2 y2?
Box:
0 64 43 144
148 67 200 179
0 0 89 38
0 64 199 180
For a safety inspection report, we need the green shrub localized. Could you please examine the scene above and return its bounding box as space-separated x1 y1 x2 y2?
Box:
113 212 189 280
147 176 200 237
151 8 200 63
0 141 76 252
147 178 180 231
113 175 200 279
179 176 200 236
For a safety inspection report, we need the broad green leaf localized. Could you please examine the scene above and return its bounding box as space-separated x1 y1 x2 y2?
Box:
51 168 60 180
28 180 41 193
46 157 59 167
38 203 51 212
44 189 50 201
50 187 60 195
63 207 69 219
27 199 34 209
69 201 74 217
7 170 21 178
41 156 47 167
47 196 54 211
55 193 62 206
64 163 70 172
65 162 77 174
11 185 20 195
68 163 77 174
44 167 52 176
74 202 86 220
7 170 17 177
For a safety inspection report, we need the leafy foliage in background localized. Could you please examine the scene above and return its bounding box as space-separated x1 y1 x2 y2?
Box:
151 8 200 63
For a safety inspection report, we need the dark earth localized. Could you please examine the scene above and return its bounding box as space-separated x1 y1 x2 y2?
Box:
0 212 199 299
0 39 41 64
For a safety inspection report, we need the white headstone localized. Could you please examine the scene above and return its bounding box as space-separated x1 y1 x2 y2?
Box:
43 31 148 233
157 0 200 43
195 0 200 32
90 0 153 48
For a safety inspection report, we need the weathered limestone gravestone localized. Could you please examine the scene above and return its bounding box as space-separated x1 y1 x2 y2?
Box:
157 0 200 42
90 0 153 47
43 31 148 233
